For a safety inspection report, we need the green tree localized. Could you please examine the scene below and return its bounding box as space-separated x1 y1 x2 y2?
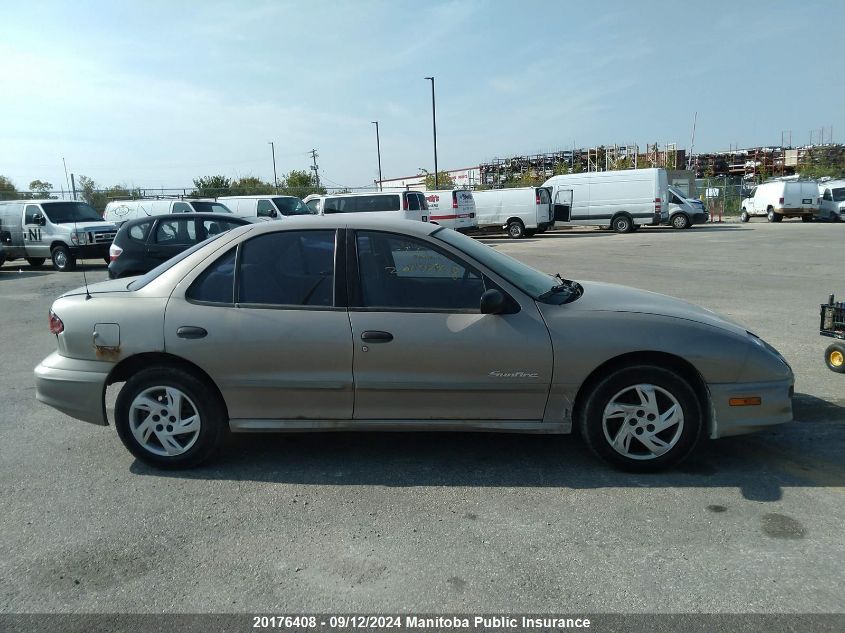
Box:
281 169 325 198
231 176 276 196
29 179 54 197
569 159 583 174
75 175 132 214
0 175 18 200
192 175 232 197
419 169 455 190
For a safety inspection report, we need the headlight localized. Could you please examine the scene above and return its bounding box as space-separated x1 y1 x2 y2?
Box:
747 331 789 369
70 231 89 245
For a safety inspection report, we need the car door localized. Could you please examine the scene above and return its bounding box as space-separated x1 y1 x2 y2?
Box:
552 188 572 222
145 217 199 267
348 229 553 421
23 204 49 257
164 228 353 421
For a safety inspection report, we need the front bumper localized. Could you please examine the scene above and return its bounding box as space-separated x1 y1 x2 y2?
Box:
708 378 793 438
69 243 110 258
690 212 709 225
34 352 110 426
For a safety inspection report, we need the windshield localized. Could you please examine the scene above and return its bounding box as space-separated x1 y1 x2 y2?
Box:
273 197 312 216
433 227 559 299
191 201 232 213
833 188 845 202
42 202 103 223
127 232 227 291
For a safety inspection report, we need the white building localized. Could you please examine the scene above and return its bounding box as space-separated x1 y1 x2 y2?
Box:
377 166 481 192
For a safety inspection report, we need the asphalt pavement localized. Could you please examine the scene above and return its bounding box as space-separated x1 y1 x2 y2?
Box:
0 220 843 614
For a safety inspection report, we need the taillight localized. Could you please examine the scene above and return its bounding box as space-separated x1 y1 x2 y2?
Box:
536 191 542 205
452 191 458 209
402 194 408 211
654 197 662 211
109 243 123 261
779 197 784 204
49 310 64 335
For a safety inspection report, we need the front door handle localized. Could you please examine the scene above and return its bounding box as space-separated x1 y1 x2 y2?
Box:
177 326 207 339
361 330 393 343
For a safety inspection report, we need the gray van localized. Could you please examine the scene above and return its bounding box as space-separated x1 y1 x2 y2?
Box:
0 199 117 271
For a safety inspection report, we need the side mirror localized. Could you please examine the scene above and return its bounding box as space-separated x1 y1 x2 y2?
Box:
480 289 506 315
35 214 46 226
270 209 278 218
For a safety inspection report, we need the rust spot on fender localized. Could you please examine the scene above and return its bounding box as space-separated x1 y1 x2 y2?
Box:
94 345 121 361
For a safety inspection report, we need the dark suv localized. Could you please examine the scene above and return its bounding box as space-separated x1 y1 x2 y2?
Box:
108 213 250 279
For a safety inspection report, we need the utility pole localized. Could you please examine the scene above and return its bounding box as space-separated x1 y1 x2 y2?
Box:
372 121 383 191
62 157 71 198
424 76 439 189
70 173 77 200
268 141 278 191
689 111 697 172
309 149 320 189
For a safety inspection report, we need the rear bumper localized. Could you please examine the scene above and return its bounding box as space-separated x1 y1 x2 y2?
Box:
34 352 110 426
708 378 793 438
776 208 815 217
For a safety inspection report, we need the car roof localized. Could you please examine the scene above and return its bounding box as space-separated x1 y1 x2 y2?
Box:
217 195 300 200
246 215 439 236
0 199 91 205
312 191 418 199
121 212 250 226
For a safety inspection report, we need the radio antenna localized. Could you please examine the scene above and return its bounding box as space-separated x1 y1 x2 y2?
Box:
73 205 92 300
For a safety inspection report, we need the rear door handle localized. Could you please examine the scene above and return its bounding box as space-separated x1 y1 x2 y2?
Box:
361 330 393 343
176 326 207 339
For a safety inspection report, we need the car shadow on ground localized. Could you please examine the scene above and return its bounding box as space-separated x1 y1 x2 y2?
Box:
129 393 845 502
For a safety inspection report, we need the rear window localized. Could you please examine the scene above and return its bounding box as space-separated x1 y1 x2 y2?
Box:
127 233 227 291
128 221 152 241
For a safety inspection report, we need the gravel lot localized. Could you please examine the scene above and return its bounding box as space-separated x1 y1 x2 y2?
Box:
1 220 843 614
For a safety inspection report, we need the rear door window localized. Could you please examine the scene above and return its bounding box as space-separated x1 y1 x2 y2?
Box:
186 248 237 304
201 218 244 238
238 230 336 306
256 199 276 217
155 218 198 245
129 221 152 241
406 193 421 211
172 202 193 214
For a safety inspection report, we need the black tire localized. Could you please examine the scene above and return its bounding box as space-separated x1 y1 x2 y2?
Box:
767 208 782 223
579 365 704 472
507 220 526 239
801 215 812 223
671 213 690 230
824 343 845 373
103 256 111 265
831 212 840 223
740 209 750 223
0 253 5 268
115 366 228 468
611 214 633 233
26 257 46 268
524 229 536 237
50 245 76 271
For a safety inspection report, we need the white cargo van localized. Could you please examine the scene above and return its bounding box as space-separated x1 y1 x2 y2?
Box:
817 179 845 222
217 195 310 221
740 180 819 222
471 187 552 238
424 189 477 232
303 191 429 222
0 199 116 271
104 198 232 227
542 168 669 233
666 185 709 229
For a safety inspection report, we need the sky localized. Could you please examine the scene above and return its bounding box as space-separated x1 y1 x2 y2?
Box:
1 0 843 193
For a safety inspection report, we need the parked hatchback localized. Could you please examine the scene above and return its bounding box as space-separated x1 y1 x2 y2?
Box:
108 213 251 278
37 217 793 472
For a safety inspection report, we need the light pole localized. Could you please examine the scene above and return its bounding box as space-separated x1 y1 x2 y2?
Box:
424 76 438 189
372 121 383 191
268 141 278 191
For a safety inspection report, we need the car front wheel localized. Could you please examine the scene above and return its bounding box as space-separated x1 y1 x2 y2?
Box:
115 366 227 468
740 209 749 222
671 214 690 229
579 365 703 471
507 220 526 239
51 245 76 271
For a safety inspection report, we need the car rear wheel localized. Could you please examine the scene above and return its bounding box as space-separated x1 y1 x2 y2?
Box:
579 365 703 472
671 214 690 229
507 220 526 239
801 215 813 223
825 343 845 373
115 366 227 468
51 245 76 272
26 258 46 268
612 214 633 233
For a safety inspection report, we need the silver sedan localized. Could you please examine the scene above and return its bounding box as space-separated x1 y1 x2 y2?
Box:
34 217 793 471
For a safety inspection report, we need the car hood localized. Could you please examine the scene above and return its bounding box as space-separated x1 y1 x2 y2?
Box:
62 278 132 297
561 280 747 336
59 222 117 231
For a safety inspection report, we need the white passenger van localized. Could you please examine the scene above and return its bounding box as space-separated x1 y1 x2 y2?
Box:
817 179 845 222
740 180 819 222
104 198 232 227
0 199 116 271
423 189 477 232
542 168 669 233
470 187 552 238
217 195 311 221
303 191 429 222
